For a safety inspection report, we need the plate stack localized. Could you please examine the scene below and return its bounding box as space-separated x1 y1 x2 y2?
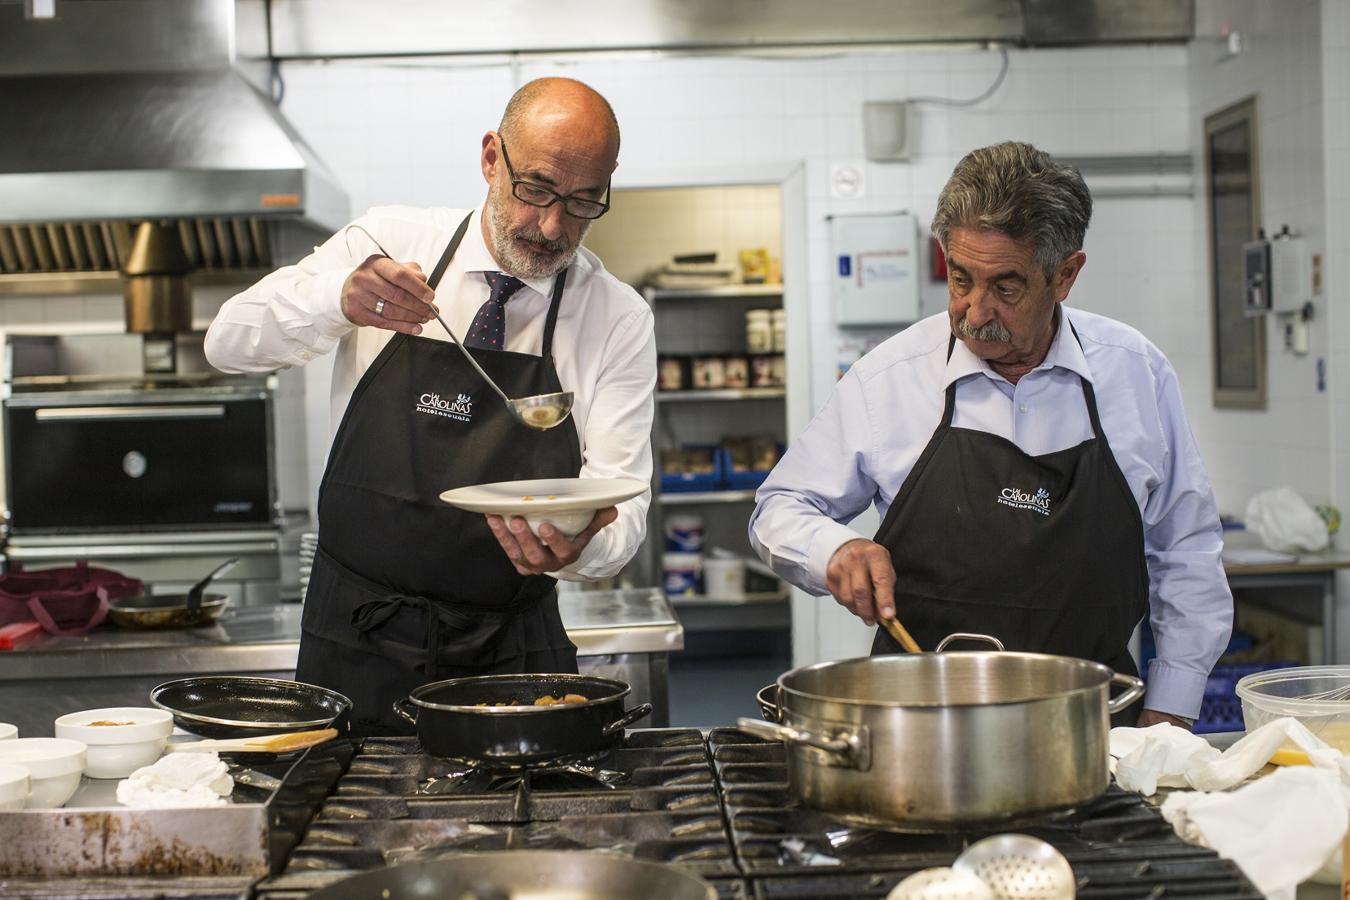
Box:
298 532 318 602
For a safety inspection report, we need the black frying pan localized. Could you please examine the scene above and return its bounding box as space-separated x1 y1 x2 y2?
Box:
108 558 239 629
107 592 230 628
150 676 352 739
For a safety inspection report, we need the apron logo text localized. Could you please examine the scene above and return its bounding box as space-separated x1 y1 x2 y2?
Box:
416 391 474 422
997 486 1052 516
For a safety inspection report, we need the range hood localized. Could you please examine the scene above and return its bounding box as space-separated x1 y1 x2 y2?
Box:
0 0 349 292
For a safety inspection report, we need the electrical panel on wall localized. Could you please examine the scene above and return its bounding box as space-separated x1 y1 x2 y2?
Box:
829 211 920 327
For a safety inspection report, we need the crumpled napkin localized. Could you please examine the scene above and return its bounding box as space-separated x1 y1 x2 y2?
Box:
1110 717 1341 793
1160 765 1348 900
115 751 234 809
1110 717 1350 898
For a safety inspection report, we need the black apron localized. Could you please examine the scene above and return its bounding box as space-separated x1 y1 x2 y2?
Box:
871 326 1148 724
297 214 583 736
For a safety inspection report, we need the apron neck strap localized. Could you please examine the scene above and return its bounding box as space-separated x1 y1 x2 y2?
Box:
426 212 570 359
540 267 569 358
427 214 474 291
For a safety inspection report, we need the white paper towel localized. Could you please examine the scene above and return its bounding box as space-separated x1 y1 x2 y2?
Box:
1160 766 1348 899
1110 718 1350 897
116 751 234 808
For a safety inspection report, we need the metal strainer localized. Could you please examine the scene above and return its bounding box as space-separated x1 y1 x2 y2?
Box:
951 834 1075 900
886 867 995 900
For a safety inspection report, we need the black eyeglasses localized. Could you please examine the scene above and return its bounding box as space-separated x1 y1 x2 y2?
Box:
498 139 611 220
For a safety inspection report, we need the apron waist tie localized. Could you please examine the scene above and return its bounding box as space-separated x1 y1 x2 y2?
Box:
351 594 495 678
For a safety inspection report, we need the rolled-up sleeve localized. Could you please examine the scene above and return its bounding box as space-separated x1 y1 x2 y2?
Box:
749 368 881 596
204 221 364 373
1141 362 1233 719
555 305 657 581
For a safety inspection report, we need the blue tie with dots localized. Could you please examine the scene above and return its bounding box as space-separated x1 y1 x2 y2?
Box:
463 272 526 350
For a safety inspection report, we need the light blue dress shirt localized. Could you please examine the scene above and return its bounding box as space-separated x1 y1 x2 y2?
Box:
750 307 1232 719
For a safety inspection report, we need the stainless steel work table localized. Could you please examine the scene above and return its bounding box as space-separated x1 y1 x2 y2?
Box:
0 588 684 736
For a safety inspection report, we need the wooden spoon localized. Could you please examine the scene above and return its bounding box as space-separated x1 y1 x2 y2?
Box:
166 728 338 754
881 615 923 654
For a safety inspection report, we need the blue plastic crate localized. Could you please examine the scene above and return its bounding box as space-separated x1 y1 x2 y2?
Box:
660 445 722 493
1194 695 1245 734
722 443 783 491
1205 661 1298 698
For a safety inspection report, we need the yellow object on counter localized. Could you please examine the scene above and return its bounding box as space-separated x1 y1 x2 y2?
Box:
1268 747 1311 766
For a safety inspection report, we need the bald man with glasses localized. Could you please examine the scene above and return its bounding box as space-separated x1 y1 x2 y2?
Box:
205 77 655 736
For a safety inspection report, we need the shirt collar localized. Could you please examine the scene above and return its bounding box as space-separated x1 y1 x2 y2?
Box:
941 306 1093 389
457 205 593 297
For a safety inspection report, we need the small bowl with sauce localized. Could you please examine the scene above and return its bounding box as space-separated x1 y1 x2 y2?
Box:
54 707 173 779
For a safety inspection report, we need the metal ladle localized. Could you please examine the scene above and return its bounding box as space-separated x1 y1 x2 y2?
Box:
345 225 574 432
429 312 573 431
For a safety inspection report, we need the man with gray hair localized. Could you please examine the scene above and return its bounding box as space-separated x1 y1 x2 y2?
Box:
206 77 655 735
750 141 1230 728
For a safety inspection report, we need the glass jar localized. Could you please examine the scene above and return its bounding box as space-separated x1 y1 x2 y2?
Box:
771 309 786 353
745 309 773 354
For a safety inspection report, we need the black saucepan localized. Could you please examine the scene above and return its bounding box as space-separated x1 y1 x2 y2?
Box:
307 852 715 900
394 673 652 764
150 675 352 739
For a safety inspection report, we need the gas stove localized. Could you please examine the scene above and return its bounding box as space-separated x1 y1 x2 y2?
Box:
255 727 1262 899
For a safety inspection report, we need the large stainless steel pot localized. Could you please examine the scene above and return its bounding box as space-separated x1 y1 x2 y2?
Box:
737 634 1144 830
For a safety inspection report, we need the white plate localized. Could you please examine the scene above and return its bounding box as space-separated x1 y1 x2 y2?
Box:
439 477 648 517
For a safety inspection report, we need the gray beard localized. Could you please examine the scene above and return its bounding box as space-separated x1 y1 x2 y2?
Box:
956 315 1012 343
486 193 588 280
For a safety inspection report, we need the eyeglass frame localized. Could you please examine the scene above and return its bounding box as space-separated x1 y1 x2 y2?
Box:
497 138 612 220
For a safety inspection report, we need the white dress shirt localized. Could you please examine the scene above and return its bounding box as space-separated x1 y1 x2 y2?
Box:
205 205 656 581
750 307 1232 719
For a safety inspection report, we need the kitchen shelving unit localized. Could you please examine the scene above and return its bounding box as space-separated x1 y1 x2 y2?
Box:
644 283 790 627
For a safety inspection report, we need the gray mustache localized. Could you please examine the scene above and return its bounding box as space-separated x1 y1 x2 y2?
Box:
957 316 1012 343
514 230 568 253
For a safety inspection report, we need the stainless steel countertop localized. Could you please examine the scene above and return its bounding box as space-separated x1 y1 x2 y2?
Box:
0 588 683 679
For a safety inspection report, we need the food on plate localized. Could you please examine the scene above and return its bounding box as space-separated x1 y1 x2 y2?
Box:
89 720 135 727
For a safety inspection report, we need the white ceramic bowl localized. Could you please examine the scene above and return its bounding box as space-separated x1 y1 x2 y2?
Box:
0 722 16 741
523 508 595 540
0 738 86 807
0 762 29 811
54 707 173 779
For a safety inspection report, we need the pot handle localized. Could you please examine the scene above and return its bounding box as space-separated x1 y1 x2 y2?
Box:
392 696 418 726
935 632 1005 652
734 717 870 770
1106 672 1147 714
600 703 653 737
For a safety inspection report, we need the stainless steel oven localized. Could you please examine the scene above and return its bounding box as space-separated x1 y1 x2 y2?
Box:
5 385 274 532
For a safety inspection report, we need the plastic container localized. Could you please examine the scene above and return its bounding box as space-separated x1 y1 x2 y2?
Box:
664 515 706 553
703 556 746 599
745 310 772 354
691 356 726 390
661 553 702 597
1236 665 1350 750
771 309 786 352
